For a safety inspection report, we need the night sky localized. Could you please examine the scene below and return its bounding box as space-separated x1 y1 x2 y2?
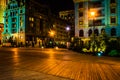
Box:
37 0 74 15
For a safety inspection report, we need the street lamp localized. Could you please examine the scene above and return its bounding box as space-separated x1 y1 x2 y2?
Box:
66 26 70 41
90 11 96 55
49 30 55 37
48 30 55 47
66 26 70 48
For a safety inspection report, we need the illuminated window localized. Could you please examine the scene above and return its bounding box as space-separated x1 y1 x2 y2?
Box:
30 23 33 27
29 17 34 21
31 18 34 21
110 17 116 24
29 17 32 21
79 21 83 25
20 22 23 27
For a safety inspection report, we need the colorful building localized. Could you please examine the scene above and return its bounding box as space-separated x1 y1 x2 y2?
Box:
2 0 71 47
2 0 52 46
0 0 8 23
73 0 120 41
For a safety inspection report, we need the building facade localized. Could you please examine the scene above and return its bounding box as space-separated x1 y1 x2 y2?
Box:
0 0 8 23
2 0 52 46
59 10 75 37
2 0 70 47
73 0 120 42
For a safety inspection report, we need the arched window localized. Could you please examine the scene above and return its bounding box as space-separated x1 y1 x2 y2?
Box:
79 30 84 37
111 28 116 36
88 29 92 36
94 29 99 36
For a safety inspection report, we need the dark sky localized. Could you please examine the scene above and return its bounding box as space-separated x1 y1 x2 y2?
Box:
37 0 74 15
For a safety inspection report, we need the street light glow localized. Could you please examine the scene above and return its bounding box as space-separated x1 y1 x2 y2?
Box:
66 27 70 31
90 11 95 17
49 30 55 37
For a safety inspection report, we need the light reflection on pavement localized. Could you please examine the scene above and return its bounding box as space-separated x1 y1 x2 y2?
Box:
0 47 120 80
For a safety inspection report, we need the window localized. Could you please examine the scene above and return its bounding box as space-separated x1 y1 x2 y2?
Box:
6 19 8 22
30 23 33 27
12 18 16 22
79 30 84 37
101 28 105 34
94 29 99 36
20 17 22 20
29 17 32 21
31 18 34 21
88 29 92 36
111 28 116 36
6 29 8 32
12 29 16 33
110 17 116 24
20 22 23 27
110 8 116 14
12 24 16 28
20 28 23 32
79 12 83 17
10 12 12 16
20 10 22 13
79 21 83 25
6 13 8 16
79 2 83 8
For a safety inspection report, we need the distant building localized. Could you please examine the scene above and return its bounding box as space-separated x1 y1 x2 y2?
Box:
59 10 75 38
52 17 71 47
73 0 120 42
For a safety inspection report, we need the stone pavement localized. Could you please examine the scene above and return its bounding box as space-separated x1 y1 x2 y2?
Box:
0 68 70 80
0 48 120 80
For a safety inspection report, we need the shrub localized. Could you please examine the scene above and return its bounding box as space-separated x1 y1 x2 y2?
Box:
108 50 120 56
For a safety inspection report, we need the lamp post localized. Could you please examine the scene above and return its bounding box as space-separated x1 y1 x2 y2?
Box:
66 26 70 41
49 30 55 47
66 26 70 48
90 11 96 55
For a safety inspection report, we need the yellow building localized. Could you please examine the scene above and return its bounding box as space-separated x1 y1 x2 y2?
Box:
0 0 7 23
